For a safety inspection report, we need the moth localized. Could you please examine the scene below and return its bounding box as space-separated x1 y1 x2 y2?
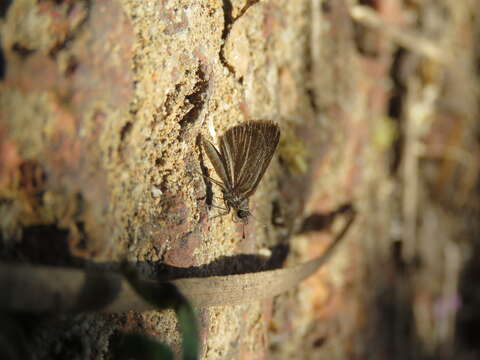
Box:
201 120 281 224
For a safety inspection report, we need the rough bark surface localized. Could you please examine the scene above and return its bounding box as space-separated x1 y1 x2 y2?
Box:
1 0 479 359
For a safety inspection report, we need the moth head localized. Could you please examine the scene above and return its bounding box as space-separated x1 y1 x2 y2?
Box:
231 198 250 224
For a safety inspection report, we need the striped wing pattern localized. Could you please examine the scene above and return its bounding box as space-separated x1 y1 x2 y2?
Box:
202 136 230 190
220 120 280 199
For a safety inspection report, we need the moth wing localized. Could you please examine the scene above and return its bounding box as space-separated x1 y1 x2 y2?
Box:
220 121 280 199
202 136 231 189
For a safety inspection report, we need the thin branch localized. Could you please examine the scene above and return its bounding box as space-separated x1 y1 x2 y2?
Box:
0 209 355 313
349 5 451 64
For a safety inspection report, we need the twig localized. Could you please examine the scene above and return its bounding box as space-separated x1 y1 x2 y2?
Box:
0 210 355 313
349 5 451 64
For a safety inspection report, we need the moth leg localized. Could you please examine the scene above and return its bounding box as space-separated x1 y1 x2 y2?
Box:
195 170 227 190
209 203 231 220
209 203 228 211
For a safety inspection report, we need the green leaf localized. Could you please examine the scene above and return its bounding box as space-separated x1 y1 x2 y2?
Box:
123 273 200 360
176 302 199 360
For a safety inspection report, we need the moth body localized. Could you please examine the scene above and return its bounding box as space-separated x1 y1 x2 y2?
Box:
201 120 280 224
223 192 250 223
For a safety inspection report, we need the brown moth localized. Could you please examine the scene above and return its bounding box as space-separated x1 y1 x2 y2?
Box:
202 120 281 224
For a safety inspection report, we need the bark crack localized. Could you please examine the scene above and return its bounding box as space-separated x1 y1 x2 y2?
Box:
219 0 261 79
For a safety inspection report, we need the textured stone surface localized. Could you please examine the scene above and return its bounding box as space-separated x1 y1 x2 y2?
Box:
0 0 357 358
